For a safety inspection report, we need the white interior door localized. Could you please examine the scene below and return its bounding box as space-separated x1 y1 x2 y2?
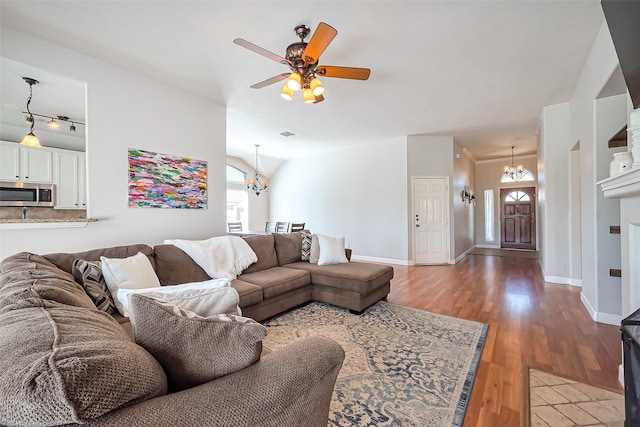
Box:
413 177 450 265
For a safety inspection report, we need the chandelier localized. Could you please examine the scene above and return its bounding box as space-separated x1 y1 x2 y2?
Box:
504 146 524 180
246 144 269 196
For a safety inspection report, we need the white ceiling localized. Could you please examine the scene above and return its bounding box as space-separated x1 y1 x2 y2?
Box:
0 1 609 163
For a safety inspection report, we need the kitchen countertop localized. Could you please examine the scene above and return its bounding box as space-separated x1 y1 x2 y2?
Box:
0 218 97 229
0 218 97 223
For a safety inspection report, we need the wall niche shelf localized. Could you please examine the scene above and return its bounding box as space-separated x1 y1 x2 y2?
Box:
608 125 628 148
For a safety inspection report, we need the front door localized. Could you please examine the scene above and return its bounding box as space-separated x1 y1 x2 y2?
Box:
413 177 449 264
500 187 536 250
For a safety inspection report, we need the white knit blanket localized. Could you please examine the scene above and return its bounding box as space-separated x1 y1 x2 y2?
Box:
164 236 257 280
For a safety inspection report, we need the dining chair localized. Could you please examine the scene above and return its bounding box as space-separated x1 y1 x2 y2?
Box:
275 221 290 233
290 222 305 232
265 221 277 233
227 222 243 232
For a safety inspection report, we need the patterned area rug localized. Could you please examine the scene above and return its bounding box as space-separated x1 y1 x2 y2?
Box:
262 301 488 426
522 365 625 427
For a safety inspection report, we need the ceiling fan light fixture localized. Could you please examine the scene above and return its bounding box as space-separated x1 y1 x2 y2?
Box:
313 94 325 104
303 88 315 104
280 84 294 100
286 72 302 91
310 77 324 96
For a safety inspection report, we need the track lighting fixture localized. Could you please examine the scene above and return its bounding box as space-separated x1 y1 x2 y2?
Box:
21 111 85 133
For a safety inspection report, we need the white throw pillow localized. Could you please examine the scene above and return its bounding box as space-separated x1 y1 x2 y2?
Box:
100 252 161 315
317 234 349 266
119 279 239 318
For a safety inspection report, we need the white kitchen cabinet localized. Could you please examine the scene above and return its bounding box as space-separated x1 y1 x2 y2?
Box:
22 147 53 182
0 142 20 181
0 141 53 183
54 150 86 209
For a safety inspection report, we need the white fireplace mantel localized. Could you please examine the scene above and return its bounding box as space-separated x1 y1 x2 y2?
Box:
598 167 640 199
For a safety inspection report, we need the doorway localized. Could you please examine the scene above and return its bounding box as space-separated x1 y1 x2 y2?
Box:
413 177 450 264
500 187 536 250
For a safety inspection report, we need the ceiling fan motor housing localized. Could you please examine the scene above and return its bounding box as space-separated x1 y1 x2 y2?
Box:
294 24 310 41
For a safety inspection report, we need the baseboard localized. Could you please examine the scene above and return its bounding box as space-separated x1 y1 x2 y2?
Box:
474 244 500 249
597 312 622 326
452 246 474 264
579 292 621 325
544 275 572 285
570 279 582 287
350 255 411 266
581 292 597 321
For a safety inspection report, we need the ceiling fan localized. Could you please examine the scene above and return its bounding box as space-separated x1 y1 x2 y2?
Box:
233 22 371 104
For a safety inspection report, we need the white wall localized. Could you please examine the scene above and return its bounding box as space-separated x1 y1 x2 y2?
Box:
570 147 582 283
269 138 408 264
594 94 628 319
0 26 227 259
569 21 623 324
474 155 538 248
452 141 475 259
538 103 571 283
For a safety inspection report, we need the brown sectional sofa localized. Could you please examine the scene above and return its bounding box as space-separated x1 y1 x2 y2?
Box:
148 232 394 322
0 231 393 426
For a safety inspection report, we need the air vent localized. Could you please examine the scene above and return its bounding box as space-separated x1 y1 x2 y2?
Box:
280 131 295 137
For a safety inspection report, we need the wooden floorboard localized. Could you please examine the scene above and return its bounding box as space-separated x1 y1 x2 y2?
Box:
385 253 622 427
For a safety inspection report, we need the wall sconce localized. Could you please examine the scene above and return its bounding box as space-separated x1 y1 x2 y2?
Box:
461 187 476 206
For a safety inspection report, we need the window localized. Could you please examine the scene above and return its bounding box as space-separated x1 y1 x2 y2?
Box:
500 168 534 183
484 189 494 242
226 165 248 230
505 191 530 202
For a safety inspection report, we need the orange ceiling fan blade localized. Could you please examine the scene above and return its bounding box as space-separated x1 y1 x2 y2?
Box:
233 38 291 66
303 22 337 65
316 66 371 80
250 73 290 89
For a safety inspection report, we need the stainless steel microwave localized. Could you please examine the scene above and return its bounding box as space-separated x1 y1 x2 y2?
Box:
0 182 55 207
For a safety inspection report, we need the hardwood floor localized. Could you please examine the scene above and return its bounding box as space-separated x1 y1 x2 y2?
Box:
385 253 622 427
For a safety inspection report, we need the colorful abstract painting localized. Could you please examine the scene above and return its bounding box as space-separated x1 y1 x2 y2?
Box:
128 148 207 209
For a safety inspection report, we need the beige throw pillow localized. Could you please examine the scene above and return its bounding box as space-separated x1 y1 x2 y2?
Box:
130 294 267 392
309 234 320 264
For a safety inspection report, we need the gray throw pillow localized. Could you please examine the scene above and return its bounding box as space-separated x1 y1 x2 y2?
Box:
72 259 117 314
130 294 268 392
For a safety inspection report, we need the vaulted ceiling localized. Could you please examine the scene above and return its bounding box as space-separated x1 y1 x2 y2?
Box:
0 1 608 163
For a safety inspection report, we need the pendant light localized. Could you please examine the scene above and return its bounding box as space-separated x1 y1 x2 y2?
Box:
20 77 41 147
